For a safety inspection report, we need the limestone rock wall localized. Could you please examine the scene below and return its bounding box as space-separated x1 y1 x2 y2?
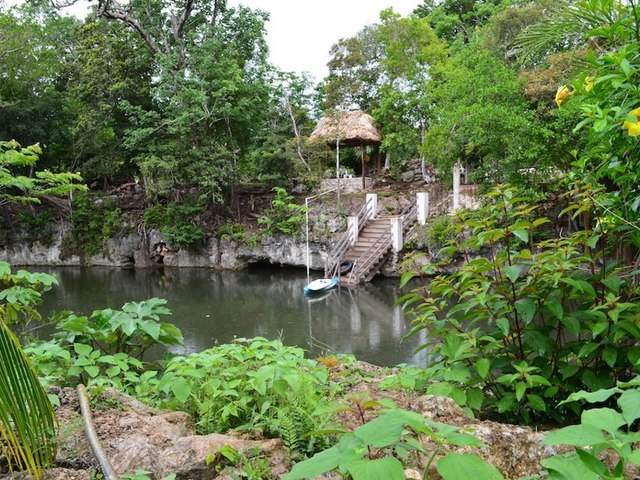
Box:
0 224 329 271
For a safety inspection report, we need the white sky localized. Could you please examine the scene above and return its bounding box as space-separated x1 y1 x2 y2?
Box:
229 0 422 81
5 0 422 80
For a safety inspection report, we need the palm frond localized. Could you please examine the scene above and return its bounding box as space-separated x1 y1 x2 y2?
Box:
515 0 636 64
0 320 57 478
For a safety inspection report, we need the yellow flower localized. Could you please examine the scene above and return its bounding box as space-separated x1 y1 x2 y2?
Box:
555 85 573 107
622 107 640 137
584 76 595 92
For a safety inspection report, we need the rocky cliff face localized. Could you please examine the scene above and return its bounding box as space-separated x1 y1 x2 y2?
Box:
0 223 330 271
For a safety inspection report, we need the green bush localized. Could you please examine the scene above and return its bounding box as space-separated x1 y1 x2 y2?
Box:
65 193 121 258
258 187 306 236
541 379 640 479
16 209 55 245
401 184 640 424
217 221 261 247
144 337 336 455
143 200 206 247
25 298 182 393
285 407 505 480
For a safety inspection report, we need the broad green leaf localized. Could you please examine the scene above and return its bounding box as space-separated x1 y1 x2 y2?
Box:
512 229 529 243
546 299 564 319
581 408 625 434
602 347 617 368
399 271 416 288
428 382 453 396
575 448 608 476
515 382 527 401
496 317 509 336
348 457 405 480
559 388 619 405
526 394 546 412
541 453 599 480
515 298 536 325
437 453 505 480
628 450 640 467
283 446 340 479
475 358 491 380
503 265 521 284
617 390 640 426
562 315 580 336
354 412 404 448
73 343 93 356
543 424 606 446
140 320 161 340
84 366 99 377
171 377 193 404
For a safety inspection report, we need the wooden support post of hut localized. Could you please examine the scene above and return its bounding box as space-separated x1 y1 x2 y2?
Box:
310 111 382 191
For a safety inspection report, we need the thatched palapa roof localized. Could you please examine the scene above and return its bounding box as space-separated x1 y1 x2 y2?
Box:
310 111 382 148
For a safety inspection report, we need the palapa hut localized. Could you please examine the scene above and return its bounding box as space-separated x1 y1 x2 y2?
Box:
310 111 382 188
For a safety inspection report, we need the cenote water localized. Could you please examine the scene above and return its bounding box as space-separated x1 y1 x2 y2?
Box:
33 266 430 366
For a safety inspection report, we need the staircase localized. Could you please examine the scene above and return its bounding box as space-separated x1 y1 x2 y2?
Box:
341 218 393 284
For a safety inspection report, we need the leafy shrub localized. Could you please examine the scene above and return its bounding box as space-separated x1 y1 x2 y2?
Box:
401 184 640 424
424 215 455 254
144 337 336 454
285 407 505 480
65 193 121 258
0 261 57 327
25 298 182 392
144 200 206 247
258 187 306 236
541 379 640 479
16 209 55 245
217 221 260 247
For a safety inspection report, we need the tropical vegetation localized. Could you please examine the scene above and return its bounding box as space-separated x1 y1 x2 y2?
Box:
1 0 640 477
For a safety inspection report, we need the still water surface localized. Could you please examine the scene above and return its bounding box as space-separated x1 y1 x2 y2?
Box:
35 266 429 366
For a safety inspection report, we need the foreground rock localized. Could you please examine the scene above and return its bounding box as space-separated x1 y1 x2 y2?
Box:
4 363 569 480
43 388 288 480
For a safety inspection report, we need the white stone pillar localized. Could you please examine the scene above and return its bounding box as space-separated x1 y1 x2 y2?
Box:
366 193 378 219
391 217 403 252
347 216 359 245
453 163 461 212
417 192 429 225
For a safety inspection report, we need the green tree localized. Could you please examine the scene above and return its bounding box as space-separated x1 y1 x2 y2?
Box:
414 0 508 45
323 9 448 174
0 141 84 476
419 40 579 185
0 140 86 207
116 4 273 202
517 0 640 248
373 9 448 175
64 17 153 185
0 8 79 169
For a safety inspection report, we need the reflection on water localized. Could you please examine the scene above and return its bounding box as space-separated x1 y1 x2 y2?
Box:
34 266 429 366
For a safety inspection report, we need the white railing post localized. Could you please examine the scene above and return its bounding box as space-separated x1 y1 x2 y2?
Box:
417 192 429 225
366 193 378 219
347 216 359 245
391 217 403 252
453 163 461 212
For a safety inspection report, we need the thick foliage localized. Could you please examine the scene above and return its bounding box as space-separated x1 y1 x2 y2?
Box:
25 298 182 391
142 337 335 454
401 184 640 424
0 140 85 207
542 380 640 479
0 263 57 478
64 193 121 258
285 407 504 480
144 200 207 247
258 187 306 236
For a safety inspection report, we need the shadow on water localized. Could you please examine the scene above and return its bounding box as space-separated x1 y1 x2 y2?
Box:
33 266 429 367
